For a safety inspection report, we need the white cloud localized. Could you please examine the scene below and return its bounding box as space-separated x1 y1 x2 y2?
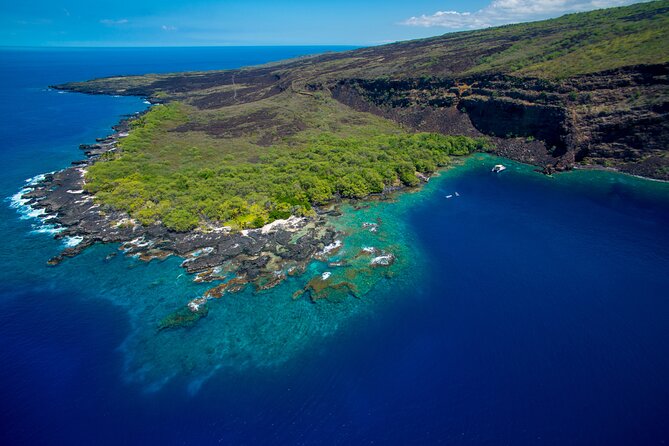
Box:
161 25 178 31
100 19 129 26
402 0 642 29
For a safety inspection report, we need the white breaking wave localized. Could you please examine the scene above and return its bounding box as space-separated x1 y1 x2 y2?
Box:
63 236 84 248
371 253 395 266
32 223 65 236
9 188 30 210
26 173 48 185
319 240 342 256
9 188 47 221
8 173 66 237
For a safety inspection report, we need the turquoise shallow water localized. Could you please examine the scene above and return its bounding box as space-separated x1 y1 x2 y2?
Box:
2 48 669 445
5 172 430 388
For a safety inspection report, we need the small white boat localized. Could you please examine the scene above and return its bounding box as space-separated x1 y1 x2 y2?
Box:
492 164 507 173
446 194 453 199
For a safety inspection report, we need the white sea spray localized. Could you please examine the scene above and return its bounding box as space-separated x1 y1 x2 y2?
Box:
8 176 67 236
32 223 65 236
63 235 84 248
320 240 342 256
371 253 395 266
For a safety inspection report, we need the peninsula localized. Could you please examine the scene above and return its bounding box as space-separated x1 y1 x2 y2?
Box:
17 1 669 327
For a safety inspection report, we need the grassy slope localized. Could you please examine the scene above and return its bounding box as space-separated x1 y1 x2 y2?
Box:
65 0 669 93
465 1 669 77
70 1 669 231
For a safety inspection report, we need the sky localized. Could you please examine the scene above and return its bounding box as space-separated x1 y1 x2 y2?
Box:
1 0 646 47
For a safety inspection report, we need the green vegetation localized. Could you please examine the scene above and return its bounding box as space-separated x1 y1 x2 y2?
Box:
62 1 669 101
86 102 486 231
57 3 669 125
66 2 669 222
470 1 669 78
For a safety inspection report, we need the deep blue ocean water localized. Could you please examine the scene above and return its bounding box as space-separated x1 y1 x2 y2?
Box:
1 47 669 445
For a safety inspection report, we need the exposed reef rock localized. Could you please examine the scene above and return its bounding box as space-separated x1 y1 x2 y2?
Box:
292 275 359 303
17 124 341 322
158 304 209 331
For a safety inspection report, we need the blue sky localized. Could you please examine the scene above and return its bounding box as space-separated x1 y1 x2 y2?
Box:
1 0 644 47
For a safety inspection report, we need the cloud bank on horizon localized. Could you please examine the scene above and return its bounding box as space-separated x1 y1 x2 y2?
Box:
402 0 644 29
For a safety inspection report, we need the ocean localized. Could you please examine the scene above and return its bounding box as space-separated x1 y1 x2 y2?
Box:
1 47 669 445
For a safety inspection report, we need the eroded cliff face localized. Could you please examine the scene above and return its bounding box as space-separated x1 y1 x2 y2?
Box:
53 1 669 179
330 64 669 179
58 62 669 179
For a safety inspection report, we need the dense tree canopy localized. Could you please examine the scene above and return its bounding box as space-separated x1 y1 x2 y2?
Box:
86 103 489 231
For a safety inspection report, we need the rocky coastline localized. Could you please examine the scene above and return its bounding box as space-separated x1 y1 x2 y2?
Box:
16 0 669 330
13 115 375 327
16 90 664 330
14 89 664 333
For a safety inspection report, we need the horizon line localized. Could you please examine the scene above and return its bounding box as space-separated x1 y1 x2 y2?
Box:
0 44 371 49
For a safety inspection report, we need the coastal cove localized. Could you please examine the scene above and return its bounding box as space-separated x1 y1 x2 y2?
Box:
2 47 669 445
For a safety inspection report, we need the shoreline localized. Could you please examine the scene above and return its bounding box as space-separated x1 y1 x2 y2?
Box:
11 83 669 328
11 106 407 327
14 95 667 257
13 97 667 256
572 163 669 184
